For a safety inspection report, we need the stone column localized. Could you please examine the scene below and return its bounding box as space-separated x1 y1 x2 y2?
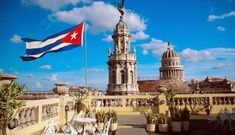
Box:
26 108 31 124
19 109 26 128
158 94 169 114
31 107 36 124
58 96 66 126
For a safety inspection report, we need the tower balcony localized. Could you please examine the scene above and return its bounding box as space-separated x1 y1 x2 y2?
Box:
108 53 136 61
107 84 139 95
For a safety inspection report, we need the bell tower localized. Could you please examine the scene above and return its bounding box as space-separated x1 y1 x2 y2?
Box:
107 1 138 95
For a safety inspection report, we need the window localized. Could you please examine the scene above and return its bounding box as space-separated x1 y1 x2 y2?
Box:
121 70 125 84
130 70 134 84
112 71 116 83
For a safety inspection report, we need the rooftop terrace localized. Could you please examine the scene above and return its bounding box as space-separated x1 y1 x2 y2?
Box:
2 92 235 135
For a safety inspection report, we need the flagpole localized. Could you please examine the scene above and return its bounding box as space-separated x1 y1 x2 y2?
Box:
84 22 88 87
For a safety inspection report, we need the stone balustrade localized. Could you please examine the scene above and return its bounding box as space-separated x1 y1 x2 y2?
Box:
212 96 235 105
172 93 235 114
41 103 58 120
18 106 38 129
172 97 209 106
6 93 235 135
90 95 157 108
174 94 235 105
67 101 74 111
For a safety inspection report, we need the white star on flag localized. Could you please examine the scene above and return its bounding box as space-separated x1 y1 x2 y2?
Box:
70 31 78 40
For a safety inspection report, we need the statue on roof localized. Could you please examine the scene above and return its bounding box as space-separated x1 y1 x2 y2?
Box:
118 0 125 16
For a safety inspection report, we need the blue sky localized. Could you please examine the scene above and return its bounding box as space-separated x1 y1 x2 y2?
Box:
0 0 235 91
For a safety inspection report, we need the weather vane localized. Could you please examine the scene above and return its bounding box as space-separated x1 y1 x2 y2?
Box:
118 0 125 16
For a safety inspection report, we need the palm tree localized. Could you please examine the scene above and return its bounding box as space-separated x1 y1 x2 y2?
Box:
73 92 87 114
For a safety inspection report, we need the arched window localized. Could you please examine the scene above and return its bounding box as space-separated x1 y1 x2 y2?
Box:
121 70 125 84
112 71 116 83
130 70 134 84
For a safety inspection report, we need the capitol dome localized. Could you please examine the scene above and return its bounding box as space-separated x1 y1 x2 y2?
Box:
162 45 179 59
159 42 184 81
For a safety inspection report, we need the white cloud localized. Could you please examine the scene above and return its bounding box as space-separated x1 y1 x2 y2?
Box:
142 49 148 55
49 74 58 82
22 0 91 11
23 73 34 78
102 35 112 42
0 68 3 73
40 65 52 70
88 68 104 73
181 47 235 63
217 26 226 32
208 11 235 21
10 34 22 44
102 31 149 43
181 48 214 62
35 82 43 89
50 1 146 34
131 31 149 42
212 63 231 70
139 38 168 56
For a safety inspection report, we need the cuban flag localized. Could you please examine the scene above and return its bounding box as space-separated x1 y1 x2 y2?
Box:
21 22 85 61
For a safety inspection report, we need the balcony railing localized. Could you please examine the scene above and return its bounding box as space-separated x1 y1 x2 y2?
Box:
4 93 235 135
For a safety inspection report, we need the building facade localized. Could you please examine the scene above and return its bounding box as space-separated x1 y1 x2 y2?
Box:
107 16 139 95
190 77 235 93
159 43 184 81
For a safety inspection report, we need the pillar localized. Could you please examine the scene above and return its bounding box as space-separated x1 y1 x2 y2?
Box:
158 94 169 114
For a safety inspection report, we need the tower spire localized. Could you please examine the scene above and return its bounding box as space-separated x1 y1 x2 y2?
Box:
107 0 139 95
118 0 125 16
167 42 173 50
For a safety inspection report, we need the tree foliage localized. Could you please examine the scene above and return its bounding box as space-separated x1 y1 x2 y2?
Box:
0 81 26 135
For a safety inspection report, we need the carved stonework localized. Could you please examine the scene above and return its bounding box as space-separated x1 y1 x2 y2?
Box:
159 42 184 81
107 16 138 95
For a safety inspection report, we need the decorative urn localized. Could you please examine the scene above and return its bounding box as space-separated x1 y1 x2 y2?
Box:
53 83 68 96
158 85 167 94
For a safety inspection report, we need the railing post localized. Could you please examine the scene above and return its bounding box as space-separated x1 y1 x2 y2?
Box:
58 96 66 126
158 94 168 114
209 96 213 105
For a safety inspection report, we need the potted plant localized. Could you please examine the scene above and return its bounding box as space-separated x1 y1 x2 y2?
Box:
181 106 190 131
106 110 118 131
156 113 169 133
94 89 99 96
73 93 87 114
144 112 156 132
95 110 106 131
170 106 182 132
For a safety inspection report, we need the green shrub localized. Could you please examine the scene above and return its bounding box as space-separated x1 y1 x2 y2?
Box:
106 110 117 123
169 106 181 122
181 106 190 121
157 113 168 124
95 111 106 123
144 112 157 124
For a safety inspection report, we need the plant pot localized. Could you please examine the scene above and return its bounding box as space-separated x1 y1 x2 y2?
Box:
182 121 190 131
94 90 99 96
146 124 156 132
53 83 68 96
110 123 118 131
171 121 182 132
97 123 104 131
158 124 168 133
